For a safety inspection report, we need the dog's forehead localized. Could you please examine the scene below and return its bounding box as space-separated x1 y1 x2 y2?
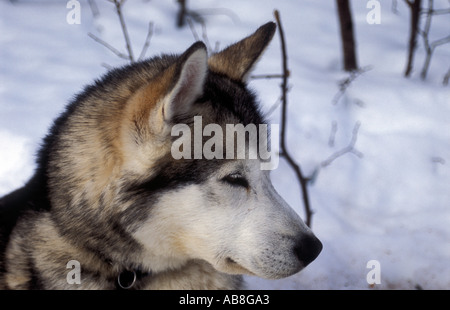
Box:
197 72 264 126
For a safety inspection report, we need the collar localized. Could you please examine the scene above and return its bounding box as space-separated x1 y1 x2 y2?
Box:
116 269 152 290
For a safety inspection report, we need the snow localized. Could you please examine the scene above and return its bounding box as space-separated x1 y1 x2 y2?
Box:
1 0 449 290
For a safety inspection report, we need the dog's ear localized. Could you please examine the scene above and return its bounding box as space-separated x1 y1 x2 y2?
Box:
121 42 207 151
208 22 276 82
162 42 208 123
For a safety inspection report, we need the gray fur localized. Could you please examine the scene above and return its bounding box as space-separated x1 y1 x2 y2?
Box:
0 22 321 290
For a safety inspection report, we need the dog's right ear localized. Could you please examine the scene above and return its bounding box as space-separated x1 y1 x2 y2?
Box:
162 42 208 124
122 42 207 154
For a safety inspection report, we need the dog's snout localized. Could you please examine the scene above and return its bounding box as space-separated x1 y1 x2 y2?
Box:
294 234 322 267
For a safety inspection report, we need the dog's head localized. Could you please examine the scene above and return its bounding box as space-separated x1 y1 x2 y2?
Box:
121 22 322 279
48 22 321 280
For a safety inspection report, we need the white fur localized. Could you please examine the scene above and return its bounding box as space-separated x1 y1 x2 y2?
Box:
133 157 314 281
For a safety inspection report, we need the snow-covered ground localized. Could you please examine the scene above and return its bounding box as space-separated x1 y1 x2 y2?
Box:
1 0 449 289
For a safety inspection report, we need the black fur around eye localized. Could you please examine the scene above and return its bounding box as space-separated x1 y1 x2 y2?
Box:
222 173 249 189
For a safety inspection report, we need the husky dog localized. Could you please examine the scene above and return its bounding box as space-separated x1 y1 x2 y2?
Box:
0 22 322 290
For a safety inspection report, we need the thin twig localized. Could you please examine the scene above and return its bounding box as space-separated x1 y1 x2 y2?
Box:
418 0 450 79
101 62 114 70
419 0 434 80
113 0 134 62
193 8 240 24
321 121 363 167
176 0 187 28
176 0 206 28
88 32 130 61
186 17 215 53
138 22 154 61
403 0 422 77
431 35 450 48
274 10 313 228
265 97 282 118
421 8 450 15
328 120 338 148
201 22 213 54
88 0 100 18
186 17 200 42
176 3 240 28
332 66 372 105
431 156 446 165
391 0 399 14
443 67 450 86
90 0 155 64
250 74 285 80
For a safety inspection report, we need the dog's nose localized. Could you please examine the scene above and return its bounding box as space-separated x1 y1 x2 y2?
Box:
294 234 323 267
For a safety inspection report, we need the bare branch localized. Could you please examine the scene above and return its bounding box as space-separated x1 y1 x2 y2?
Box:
332 66 372 105
328 121 338 148
200 21 213 54
431 156 446 165
90 1 155 64
101 62 114 70
419 0 450 79
186 17 201 42
264 97 282 118
404 0 414 7
421 8 450 15
250 74 285 80
391 0 400 14
403 0 422 77
274 9 314 227
443 67 450 86
87 0 100 18
186 17 214 54
88 32 131 61
176 0 187 28
431 35 450 49
138 22 154 61
176 1 240 29
112 0 134 62
193 8 240 25
321 121 363 167
336 0 358 71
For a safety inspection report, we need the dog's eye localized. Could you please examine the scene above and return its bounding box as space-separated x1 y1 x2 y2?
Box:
222 173 249 188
